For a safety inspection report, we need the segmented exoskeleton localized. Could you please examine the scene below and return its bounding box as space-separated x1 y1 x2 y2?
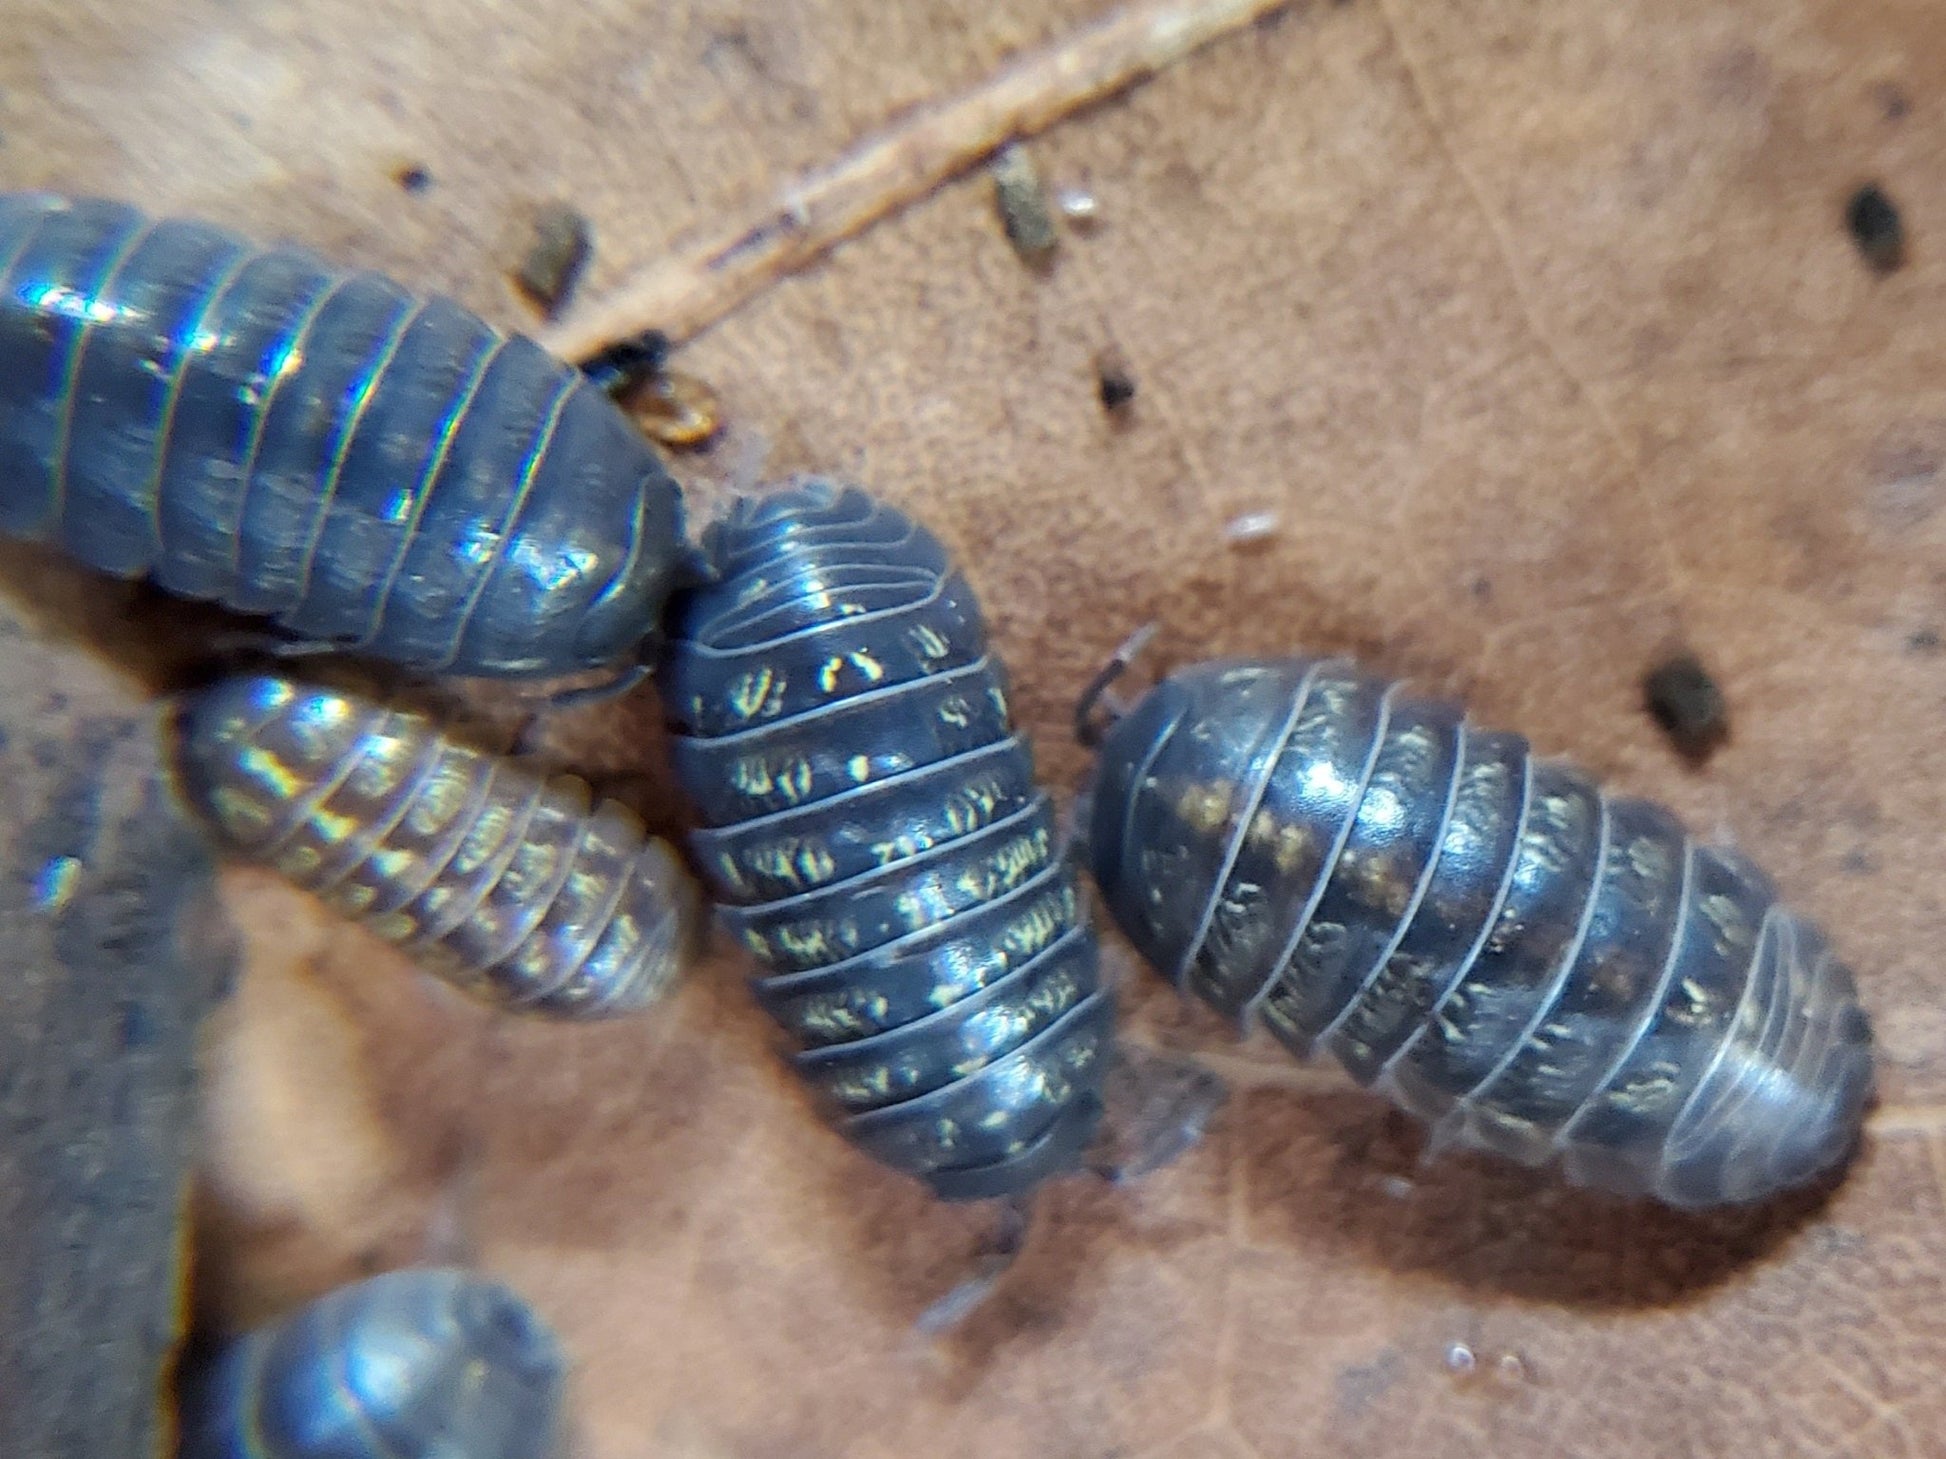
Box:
177 1267 563 1459
657 480 1114 1200
172 672 696 1019
1085 656 1874 1207
0 191 685 676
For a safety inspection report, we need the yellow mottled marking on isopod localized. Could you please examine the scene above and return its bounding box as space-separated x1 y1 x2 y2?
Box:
728 667 783 721
909 623 951 662
1175 781 1233 836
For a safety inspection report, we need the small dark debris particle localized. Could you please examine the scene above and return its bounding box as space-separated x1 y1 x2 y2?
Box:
1643 651 1729 761
1906 627 1941 655
1096 348 1137 414
515 202 594 317
580 330 673 395
1845 183 1906 274
394 164 433 194
1874 83 1910 122
991 145 1058 266
580 331 724 450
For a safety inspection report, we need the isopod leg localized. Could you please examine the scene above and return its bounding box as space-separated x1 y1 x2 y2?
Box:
912 1192 1036 1338
540 661 652 713
1074 621 1160 748
505 662 656 757
1086 1041 1229 1183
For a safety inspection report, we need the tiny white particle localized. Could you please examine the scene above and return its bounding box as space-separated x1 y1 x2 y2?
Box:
1224 510 1280 547
1055 185 1100 226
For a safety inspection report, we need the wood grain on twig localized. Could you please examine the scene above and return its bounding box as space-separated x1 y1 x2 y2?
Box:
536 0 1292 358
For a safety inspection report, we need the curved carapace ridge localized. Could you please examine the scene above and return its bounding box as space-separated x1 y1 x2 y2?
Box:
172 672 697 1019
177 1266 566 1459
659 478 1114 1200
0 191 684 675
1087 656 1874 1207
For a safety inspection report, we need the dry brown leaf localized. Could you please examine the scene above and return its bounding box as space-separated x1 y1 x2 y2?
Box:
8 0 1946 1455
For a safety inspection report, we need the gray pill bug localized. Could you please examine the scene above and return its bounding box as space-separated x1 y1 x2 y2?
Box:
171 671 698 1019
0 191 687 677
656 479 1118 1203
1080 652 1875 1207
177 1266 564 1459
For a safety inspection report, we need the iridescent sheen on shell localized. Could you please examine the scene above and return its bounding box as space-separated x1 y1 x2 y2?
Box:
173 673 695 1018
657 480 1113 1200
177 1267 564 1459
1087 657 1874 1207
0 191 684 676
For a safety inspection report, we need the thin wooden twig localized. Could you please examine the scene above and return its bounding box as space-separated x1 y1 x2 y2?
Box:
538 0 1293 359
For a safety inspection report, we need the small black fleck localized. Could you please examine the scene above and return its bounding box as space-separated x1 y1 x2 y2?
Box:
1468 576 1493 602
1096 348 1137 414
514 202 594 317
1839 848 1879 877
1643 650 1729 762
1874 83 1910 123
1846 183 1907 275
394 164 433 195
1905 627 1941 655
579 329 673 395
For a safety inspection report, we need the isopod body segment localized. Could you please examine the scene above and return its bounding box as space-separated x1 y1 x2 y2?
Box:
0 191 686 676
177 1266 564 1459
1085 657 1874 1207
171 672 697 1019
657 480 1114 1200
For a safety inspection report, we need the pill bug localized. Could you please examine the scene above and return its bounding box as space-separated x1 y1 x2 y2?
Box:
657 479 1114 1200
1083 655 1874 1207
171 671 697 1019
0 191 686 677
177 1266 564 1459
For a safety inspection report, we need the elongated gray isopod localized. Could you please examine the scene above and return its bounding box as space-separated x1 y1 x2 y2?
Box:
171 672 697 1019
177 1266 563 1459
0 191 686 676
1084 656 1874 1207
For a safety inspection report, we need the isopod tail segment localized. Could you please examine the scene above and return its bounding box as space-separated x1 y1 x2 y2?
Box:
1080 648 1876 1209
